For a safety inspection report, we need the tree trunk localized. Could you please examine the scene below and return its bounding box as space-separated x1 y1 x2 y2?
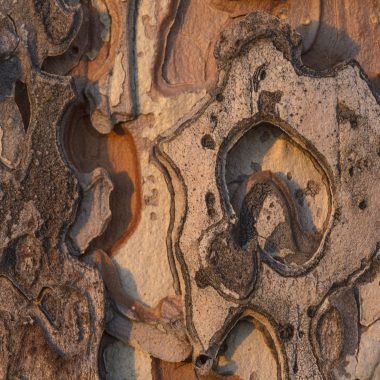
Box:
1 1 380 379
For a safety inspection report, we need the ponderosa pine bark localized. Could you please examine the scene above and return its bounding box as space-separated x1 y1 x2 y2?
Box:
1 1 380 379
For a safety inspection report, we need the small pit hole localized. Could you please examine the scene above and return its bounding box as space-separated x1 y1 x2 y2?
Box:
113 123 125 136
71 45 79 56
201 134 215 150
350 118 358 129
307 306 316 318
215 93 224 102
195 354 211 368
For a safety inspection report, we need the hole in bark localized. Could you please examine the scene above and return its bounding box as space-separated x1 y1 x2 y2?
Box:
14 80 30 132
195 354 210 367
113 123 125 136
307 306 316 318
70 45 79 56
216 93 224 102
201 134 215 149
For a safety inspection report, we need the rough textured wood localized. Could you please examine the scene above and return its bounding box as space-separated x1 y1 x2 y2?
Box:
2 1 380 379
0 0 104 378
156 10 380 380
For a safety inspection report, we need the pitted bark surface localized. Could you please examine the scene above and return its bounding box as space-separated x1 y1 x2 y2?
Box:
0 1 104 378
2 2 380 380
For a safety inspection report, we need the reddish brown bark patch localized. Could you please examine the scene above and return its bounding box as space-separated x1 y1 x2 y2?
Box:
64 108 142 254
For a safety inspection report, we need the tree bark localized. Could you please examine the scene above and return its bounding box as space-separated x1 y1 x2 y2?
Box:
1 1 380 379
